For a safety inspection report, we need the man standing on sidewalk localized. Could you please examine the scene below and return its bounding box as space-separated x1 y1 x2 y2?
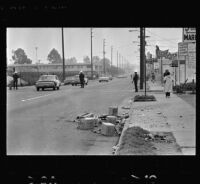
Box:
132 71 139 92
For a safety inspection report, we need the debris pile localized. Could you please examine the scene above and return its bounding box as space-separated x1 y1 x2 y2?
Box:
76 106 130 136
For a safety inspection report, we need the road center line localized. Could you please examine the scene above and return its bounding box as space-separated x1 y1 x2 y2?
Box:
21 94 53 102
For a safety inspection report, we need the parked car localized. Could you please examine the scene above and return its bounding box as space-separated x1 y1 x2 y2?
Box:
64 76 75 85
35 75 61 91
109 76 113 80
99 76 109 82
71 75 88 86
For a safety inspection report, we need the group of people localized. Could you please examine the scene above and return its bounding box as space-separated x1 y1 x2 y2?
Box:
131 69 173 98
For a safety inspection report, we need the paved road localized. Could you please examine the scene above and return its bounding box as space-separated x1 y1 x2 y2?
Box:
7 77 134 155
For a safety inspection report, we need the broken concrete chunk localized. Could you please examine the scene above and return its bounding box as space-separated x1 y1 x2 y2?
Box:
101 122 116 136
76 112 94 119
108 106 118 116
106 116 117 125
77 117 95 130
121 106 131 110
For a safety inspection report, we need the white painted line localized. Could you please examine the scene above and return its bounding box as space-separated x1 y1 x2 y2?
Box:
21 94 53 102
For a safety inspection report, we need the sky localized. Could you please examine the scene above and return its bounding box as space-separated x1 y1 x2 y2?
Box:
7 28 183 69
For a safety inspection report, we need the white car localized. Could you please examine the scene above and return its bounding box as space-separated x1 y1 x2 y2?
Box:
99 76 109 82
35 75 61 91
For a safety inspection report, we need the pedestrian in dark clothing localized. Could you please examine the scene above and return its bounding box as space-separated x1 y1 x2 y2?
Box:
79 71 85 88
12 71 19 90
151 72 155 83
132 72 139 92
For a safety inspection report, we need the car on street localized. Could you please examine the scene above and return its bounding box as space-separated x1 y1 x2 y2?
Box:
99 76 109 82
71 75 88 86
109 75 113 80
35 75 61 91
64 76 75 85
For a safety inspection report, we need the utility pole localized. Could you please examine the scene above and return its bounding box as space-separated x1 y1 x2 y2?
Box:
144 28 147 96
140 27 144 90
103 39 106 74
62 28 65 82
117 51 119 74
91 28 93 79
111 46 113 74
35 46 39 77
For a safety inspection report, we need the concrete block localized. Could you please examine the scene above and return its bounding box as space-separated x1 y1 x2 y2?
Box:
101 122 116 136
77 117 95 130
108 106 118 116
106 116 117 125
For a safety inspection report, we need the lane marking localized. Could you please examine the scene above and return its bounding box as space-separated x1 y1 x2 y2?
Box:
21 94 53 102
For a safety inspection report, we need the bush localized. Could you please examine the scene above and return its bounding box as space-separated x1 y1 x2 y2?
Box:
173 82 196 92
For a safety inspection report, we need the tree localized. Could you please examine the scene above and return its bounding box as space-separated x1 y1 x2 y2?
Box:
83 56 90 64
12 48 32 64
47 48 62 64
65 57 77 64
92 56 101 64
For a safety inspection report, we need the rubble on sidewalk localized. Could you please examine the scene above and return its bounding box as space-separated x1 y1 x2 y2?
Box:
75 106 128 136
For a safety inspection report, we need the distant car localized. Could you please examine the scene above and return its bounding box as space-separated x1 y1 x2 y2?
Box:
109 76 113 80
117 75 127 78
99 76 109 82
71 75 88 86
35 75 61 91
64 76 75 85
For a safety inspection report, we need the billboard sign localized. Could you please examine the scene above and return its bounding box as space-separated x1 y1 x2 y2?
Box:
178 42 188 56
183 28 196 43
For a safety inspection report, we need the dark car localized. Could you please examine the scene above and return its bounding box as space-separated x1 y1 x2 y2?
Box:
35 75 61 91
71 75 88 86
64 76 75 85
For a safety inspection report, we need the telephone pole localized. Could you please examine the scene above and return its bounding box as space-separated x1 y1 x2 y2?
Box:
103 39 106 74
62 28 65 82
117 51 119 74
111 46 113 75
91 28 93 79
140 27 144 90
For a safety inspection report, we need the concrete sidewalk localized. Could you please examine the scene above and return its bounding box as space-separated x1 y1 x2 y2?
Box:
117 82 196 155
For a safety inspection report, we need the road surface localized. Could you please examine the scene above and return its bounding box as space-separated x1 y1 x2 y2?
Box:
7 77 134 155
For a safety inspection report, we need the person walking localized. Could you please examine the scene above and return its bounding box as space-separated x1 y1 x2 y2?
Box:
79 71 85 88
151 72 155 83
132 71 139 92
12 71 19 90
163 71 173 98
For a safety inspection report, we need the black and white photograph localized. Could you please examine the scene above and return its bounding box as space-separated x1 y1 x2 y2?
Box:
6 27 196 156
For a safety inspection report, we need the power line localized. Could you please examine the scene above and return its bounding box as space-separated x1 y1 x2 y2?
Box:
146 29 180 44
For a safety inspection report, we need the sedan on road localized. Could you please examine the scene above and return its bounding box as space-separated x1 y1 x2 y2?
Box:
35 75 61 91
99 76 109 82
64 76 75 85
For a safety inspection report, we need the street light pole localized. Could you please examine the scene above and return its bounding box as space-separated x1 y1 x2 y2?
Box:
91 28 93 80
35 46 39 77
61 28 65 82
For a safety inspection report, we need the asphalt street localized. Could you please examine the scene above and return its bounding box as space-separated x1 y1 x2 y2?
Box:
7 77 134 155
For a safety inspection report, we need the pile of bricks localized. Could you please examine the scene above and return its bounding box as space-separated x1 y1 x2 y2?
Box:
76 106 128 136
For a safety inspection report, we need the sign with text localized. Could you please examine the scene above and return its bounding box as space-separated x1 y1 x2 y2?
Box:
188 43 196 52
178 42 188 56
183 28 196 43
